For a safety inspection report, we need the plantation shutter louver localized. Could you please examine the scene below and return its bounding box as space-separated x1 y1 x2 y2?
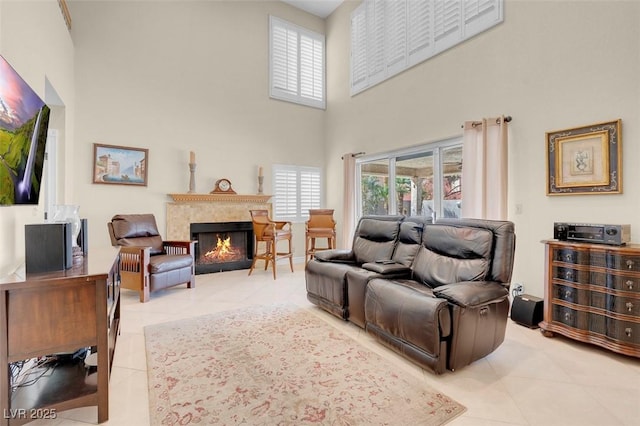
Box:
274 167 298 221
350 4 368 93
385 0 407 75
433 0 461 50
407 0 433 66
367 0 386 85
463 0 502 37
300 169 321 220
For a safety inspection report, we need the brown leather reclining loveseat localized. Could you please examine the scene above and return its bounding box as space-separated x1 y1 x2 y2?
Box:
305 215 516 374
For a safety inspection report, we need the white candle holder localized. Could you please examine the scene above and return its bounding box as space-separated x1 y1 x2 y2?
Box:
188 163 196 193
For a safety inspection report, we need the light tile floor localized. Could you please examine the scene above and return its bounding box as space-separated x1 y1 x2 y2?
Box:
28 265 640 425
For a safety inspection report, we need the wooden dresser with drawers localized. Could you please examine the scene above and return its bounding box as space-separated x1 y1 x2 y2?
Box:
541 240 640 357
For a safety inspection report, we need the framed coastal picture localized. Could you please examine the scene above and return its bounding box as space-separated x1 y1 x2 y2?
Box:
546 119 621 195
93 143 148 186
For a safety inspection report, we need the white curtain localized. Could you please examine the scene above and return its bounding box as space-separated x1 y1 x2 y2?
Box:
341 153 357 248
461 116 510 220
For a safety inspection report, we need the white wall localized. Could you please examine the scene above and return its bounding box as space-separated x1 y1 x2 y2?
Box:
0 0 75 276
70 1 326 255
325 0 640 298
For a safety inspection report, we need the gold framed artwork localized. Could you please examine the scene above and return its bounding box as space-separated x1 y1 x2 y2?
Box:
546 119 622 195
93 143 149 186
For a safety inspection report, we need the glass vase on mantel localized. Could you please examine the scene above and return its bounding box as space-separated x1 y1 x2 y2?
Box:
52 204 82 254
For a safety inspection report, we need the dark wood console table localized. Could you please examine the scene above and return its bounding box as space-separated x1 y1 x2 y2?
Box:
0 248 120 425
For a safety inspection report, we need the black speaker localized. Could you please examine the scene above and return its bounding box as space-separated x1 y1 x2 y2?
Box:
511 294 544 328
77 218 88 256
25 223 73 274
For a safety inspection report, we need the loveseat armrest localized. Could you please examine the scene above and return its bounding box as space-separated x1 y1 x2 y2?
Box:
313 249 356 264
163 240 195 255
432 281 508 308
362 261 411 275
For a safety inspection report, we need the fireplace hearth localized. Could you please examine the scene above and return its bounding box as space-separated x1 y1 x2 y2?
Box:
191 222 253 274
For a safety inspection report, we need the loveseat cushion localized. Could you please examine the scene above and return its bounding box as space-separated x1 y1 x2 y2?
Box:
353 219 400 264
365 278 451 373
392 221 424 266
412 224 494 288
433 281 509 308
313 249 354 263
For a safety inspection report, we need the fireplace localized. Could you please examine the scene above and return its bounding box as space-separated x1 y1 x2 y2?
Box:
191 222 253 274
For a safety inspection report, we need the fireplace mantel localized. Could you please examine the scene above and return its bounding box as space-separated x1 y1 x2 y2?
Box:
166 193 272 240
168 193 272 203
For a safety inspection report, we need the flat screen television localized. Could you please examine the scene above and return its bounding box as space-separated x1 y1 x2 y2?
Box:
0 54 50 206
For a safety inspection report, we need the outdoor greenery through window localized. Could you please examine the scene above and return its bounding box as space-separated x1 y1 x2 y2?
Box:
357 140 462 220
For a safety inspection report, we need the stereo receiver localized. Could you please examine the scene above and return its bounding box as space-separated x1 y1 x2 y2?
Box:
553 222 630 246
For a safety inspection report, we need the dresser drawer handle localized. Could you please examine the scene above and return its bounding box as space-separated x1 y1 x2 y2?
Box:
564 312 571 322
564 290 572 299
625 328 632 337
564 270 574 280
565 253 574 262
626 280 635 290
626 260 635 269
626 302 634 312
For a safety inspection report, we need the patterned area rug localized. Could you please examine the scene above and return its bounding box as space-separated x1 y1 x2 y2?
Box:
144 304 466 425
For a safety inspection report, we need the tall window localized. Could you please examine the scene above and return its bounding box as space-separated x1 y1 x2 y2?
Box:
273 165 322 222
357 138 462 220
270 16 325 109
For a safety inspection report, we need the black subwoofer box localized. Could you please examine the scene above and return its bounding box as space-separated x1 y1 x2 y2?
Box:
511 294 544 328
25 223 73 274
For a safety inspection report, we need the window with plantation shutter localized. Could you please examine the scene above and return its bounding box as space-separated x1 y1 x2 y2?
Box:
351 0 503 95
273 165 322 222
270 16 325 109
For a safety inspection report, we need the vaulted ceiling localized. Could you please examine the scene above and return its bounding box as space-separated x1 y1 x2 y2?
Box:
281 0 343 18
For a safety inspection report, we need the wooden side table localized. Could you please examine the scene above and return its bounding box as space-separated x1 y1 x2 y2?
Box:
0 248 121 425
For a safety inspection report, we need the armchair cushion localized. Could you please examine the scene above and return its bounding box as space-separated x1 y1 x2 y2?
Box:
149 254 194 274
110 214 164 255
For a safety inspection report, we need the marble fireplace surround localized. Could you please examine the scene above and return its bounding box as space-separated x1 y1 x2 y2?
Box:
166 193 272 240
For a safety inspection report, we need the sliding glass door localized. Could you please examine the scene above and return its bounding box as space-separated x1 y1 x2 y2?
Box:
357 139 462 220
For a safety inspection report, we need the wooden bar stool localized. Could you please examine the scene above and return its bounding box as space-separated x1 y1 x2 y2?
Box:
248 209 293 279
305 209 336 265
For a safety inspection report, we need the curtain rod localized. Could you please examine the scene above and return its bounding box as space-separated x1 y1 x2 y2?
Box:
341 152 365 160
461 115 512 128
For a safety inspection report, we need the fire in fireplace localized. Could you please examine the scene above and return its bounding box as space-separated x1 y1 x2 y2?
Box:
190 222 253 274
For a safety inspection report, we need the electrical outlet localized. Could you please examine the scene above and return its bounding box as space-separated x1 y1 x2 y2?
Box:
512 283 524 296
